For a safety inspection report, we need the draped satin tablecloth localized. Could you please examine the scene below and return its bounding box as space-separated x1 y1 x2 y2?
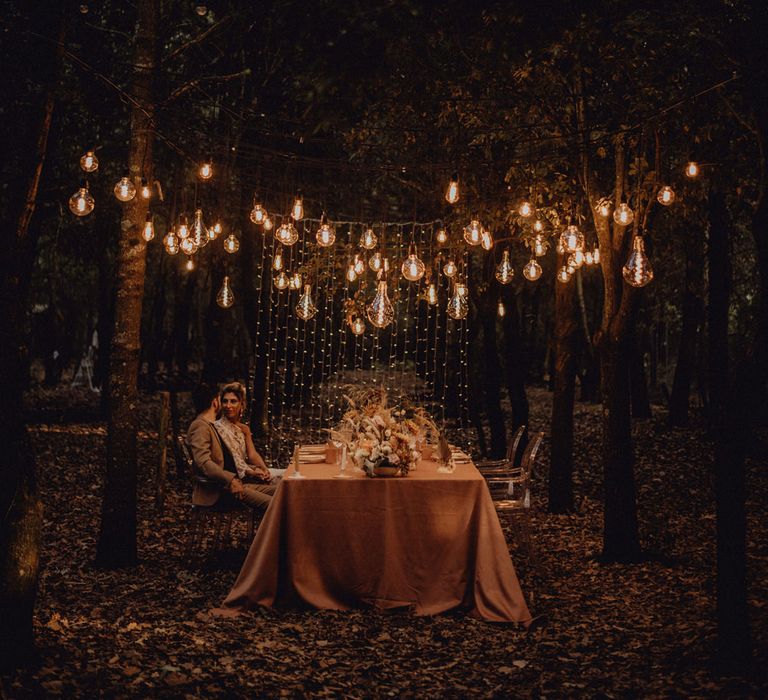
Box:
216 456 532 624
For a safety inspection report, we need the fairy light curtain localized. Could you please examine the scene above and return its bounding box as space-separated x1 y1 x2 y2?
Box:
251 217 470 463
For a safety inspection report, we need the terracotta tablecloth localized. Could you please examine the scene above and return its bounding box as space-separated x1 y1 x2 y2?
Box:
216 456 532 624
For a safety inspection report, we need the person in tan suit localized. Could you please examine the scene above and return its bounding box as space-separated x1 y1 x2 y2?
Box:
187 383 275 513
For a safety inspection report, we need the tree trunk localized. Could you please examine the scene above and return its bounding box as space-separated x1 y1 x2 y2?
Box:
549 261 578 513
0 10 64 669
501 289 530 455
95 0 159 569
480 292 507 459
629 323 652 419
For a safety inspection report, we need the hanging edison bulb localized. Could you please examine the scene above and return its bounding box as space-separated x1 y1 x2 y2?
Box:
533 218 544 233
184 256 195 272
250 202 266 225
209 221 222 240
180 237 197 255
495 250 514 284
192 208 209 248
315 216 336 247
360 227 377 250
436 228 448 245
560 224 585 254
216 276 234 308
164 232 180 255
523 258 542 281
497 301 506 317
463 216 482 246
346 263 357 283
274 271 289 290
142 214 155 242
263 216 274 231
443 258 458 278
199 159 213 180
401 244 426 282
623 236 654 287
597 198 612 218
289 271 302 290
68 181 94 216
177 215 190 239
657 185 675 206
685 160 699 178
518 200 533 218
585 251 594 266
557 266 571 283
140 179 152 200
369 251 384 273
447 282 469 320
367 277 395 328
113 175 136 202
273 247 284 271
445 173 460 204
481 229 494 251
350 316 366 335
296 284 318 320
613 203 634 226
533 234 547 257
79 150 98 173
224 234 240 254
593 247 601 264
291 193 304 220
570 249 586 268
276 220 299 246
425 281 438 305
353 255 365 276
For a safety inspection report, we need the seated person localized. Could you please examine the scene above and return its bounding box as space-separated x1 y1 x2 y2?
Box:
214 381 286 483
187 383 275 513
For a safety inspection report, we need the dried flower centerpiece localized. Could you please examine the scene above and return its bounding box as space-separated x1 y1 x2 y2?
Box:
334 387 438 477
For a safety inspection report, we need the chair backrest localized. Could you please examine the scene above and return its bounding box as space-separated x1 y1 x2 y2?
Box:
507 425 527 466
520 431 543 477
177 434 198 478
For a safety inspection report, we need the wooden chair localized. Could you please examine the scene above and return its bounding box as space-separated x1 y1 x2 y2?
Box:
178 434 254 562
485 431 543 555
475 425 527 477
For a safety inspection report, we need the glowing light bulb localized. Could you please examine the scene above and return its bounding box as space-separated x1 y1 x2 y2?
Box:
557 266 571 283
436 228 448 245
192 208 209 248
367 278 394 328
209 221 222 240
68 182 94 216
570 249 585 268
80 150 98 173
346 264 358 283
613 203 634 226
585 251 594 265
495 250 514 284
289 272 302 290
443 259 458 278
597 198 611 218
315 217 336 247
560 224 584 254
273 249 284 271
216 276 234 308
523 258 542 281
142 214 155 242
296 284 318 320
369 252 384 273
401 244 425 282
623 236 654 287
291 194 304 221
497 301 506 317
195 4 207 16
481 229 494 251
360 227 377 250
276 221 299 246
199 160 213 180
445 174 460 204
353 255 365 276
164 232 179 255
250 202 266 225
533 219 544 233
263 216 273 231
224 234 240 253
533 234 547 257
274 272 289 290
180 237 197 255
593 247 601 264
140 179 152 200
114 175 136 202
350 316 366 335
447 282 469 320
463 217 482 246
425 281 438 305
518 200 533 217
184 256 195 272
685 161 699 178
657 185 675 206
178 215 189 239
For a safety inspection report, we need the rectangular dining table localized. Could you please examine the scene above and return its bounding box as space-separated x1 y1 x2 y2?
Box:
216 450 532 624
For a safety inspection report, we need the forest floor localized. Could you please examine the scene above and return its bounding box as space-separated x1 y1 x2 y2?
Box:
2 386 767 698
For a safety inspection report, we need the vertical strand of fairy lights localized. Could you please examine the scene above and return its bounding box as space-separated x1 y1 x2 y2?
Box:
266 222 280 462
296 219 311 443
309 219 323 441
277 222 293 456
401 225 415 399
317 218 332 439
386 224 399 393
460 248 471 450
285 227 303 445
336 228 351 423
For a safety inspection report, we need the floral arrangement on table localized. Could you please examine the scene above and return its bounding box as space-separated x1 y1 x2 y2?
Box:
333 387 439 477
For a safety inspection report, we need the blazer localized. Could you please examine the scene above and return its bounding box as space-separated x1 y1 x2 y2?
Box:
187 416 236 506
